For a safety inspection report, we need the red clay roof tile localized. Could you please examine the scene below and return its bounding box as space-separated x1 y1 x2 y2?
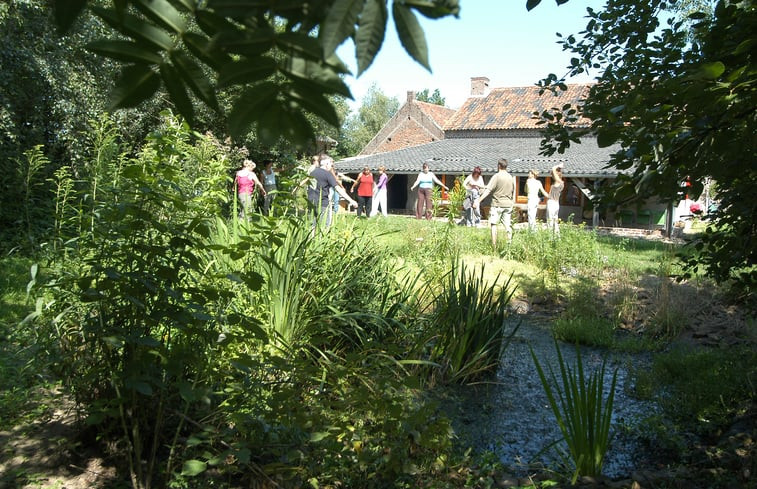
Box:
445 84 593 131
415 101 457 128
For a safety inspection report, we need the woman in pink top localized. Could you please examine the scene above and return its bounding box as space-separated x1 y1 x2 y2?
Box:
235 159 266 220
351 166 374 218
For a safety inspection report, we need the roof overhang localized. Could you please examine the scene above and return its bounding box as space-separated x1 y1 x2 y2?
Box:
335 137 623 178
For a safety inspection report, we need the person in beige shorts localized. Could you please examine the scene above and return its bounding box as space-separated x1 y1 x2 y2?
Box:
478 158 516 248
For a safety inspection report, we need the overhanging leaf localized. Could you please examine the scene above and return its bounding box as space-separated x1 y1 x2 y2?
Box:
392 2 430 72
183 32 231 70
733 39 755 56
170 51 219 109
205 0 270 19
695 61 725 80
54 0 88 34
160 62 194 125
218 57 277 88
92 7 175 51
526 0 542 11
87 40 163 64
215 27 277 57
596 127 618 148
228 82 279 137
134 0 187 34
280 57 352 98
257 100 315 148
181 459 207 476
355 0 388 75
310 432 329 442
171 0 196 12
110 65 161 109
287 87 341 128
404 0 460 19
195 9 239 36
277 32 324 61
320 0 363 57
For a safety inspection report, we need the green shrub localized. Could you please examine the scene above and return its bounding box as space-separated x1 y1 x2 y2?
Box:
508 223 604 287
633 346 757 432
27 117 255 489
552 317 616 349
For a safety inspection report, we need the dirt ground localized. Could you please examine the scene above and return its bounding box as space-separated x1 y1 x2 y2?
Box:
0 390 119 489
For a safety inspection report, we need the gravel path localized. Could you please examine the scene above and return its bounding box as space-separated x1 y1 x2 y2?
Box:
439 316 657 478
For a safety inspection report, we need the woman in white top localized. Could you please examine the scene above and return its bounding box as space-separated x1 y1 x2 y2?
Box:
525 169 549 231
462 166 486 226
547 164 565 235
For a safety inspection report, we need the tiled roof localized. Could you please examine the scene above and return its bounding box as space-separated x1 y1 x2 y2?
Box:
335 137 622 177
445 84 593 131
415 101 456 128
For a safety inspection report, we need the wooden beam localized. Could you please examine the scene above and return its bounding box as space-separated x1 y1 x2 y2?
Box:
571 178 594 200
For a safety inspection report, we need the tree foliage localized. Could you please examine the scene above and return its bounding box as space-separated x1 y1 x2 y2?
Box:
416 87 446 106
0 1 178 250
340 83 400 155
52 0 460 148
536 0 756 297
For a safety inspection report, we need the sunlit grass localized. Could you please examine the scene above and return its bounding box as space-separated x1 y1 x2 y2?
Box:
0 255 53 429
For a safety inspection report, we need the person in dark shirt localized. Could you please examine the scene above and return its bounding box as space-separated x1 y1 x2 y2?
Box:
307 155 357 230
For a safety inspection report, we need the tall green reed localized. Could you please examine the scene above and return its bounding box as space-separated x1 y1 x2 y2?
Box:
83 114 123 233
530 341 617 483
49 165 75 254
19 145 51 246
420 261 518 385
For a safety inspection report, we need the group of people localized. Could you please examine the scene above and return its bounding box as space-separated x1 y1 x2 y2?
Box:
350 165 390 218
236 154 567 245
478 160 565 246
235 159 278 220
410 159 565 247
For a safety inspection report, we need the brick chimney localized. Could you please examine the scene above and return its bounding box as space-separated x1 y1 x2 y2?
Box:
470 76 489 96
407 90 416 103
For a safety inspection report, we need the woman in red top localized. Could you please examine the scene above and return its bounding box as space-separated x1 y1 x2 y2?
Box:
351 166 375 218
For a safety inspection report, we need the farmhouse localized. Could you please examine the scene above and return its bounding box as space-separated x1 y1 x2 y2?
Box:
335 78 666 228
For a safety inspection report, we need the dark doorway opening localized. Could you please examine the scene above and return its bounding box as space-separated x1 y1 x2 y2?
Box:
388 174 408 212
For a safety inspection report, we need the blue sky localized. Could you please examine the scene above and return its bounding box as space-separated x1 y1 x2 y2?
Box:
336 1 603 109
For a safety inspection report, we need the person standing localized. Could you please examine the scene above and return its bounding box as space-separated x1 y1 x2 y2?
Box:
308 155 357 230
525 169 549 231
410 161 448 220
370 166 390 217
261 160 277 216
351 166 374 218
547 164 565 236
235 159 266 220
463 166 486 226
330 169 354 221
478 158 515 248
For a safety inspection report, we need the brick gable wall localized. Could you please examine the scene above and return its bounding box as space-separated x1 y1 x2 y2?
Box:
369 119 440 153
360 97 453 155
